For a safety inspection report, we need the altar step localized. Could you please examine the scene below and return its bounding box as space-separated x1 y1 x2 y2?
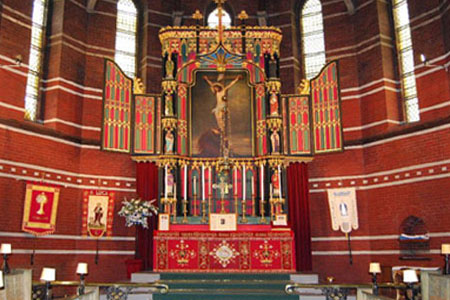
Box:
124 272 328 300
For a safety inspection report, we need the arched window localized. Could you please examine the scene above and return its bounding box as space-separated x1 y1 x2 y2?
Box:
24 0 48 121
115 0 137 78
301 0 326 80
207 7 232 28
392 0 419 122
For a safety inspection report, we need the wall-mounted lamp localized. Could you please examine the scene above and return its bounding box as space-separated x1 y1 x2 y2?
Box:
0 243 11 274
369 262 381 295
76 262 88 295
442 243 450 275
420 54 449 72
40 267 56 300
403 269 419 300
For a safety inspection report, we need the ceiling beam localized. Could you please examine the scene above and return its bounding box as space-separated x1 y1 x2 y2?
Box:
343 0 355 15
87 0 98 13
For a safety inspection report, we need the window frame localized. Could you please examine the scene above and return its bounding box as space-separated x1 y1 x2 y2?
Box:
114 0 139 79
391 0 420 122
24 0 50 122
300 0 327 80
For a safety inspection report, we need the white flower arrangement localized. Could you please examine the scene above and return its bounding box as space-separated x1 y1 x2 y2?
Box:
118 198 158 229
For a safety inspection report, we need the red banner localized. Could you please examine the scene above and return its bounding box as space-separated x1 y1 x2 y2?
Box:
154 230 296 272
81 190 115 238
22 183 60 236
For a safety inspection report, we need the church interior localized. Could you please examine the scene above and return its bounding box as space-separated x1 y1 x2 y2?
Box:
0 0 449 298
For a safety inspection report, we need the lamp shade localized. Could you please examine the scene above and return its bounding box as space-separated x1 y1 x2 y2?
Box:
0 243 11 254
403 269 418 283
76 263 88 275
369 262 381 273
40 268 56 282
442 244 450 254
0 270 4 288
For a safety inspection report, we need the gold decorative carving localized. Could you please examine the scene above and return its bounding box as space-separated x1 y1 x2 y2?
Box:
192 9 203 20
238 10 249 20
133 77 145 94
266 80 281 92
161 117 177 130
297 79 310 95
266 118 282 131
162 80 177 93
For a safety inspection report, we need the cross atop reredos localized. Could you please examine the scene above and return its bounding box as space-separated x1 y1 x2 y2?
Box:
214 0 227 42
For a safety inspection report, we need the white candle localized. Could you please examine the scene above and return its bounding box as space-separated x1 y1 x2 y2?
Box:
0 244 11 254
164 165 168 199
202 165 205 200
278 165 282 200
209 167 212 196
234 166 238 196
243 165 246 201
184 165 187 200
252 176 255 196
260 164 264 202
193 176 197 195
174 184 177 198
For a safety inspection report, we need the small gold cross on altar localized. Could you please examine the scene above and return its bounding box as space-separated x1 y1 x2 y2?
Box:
213 175 232 213
214 0 227 43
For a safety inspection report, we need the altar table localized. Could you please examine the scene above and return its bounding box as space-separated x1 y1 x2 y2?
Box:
154 229 296 272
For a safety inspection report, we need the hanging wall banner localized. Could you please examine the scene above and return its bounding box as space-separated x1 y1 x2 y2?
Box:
82 190 115 238
22 183 60 236
327 188 359 234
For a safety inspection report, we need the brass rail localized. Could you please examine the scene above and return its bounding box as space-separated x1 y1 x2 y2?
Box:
285 282 409 294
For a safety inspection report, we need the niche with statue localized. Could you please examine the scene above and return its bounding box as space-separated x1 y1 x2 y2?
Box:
399 215 430 260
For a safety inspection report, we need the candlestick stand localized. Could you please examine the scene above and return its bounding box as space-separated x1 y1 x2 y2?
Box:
241 199 248 223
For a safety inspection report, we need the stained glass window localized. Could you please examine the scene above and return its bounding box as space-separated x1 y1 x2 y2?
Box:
115 0 137 78
24 0 48 121
301 0 326 80
207 8 231 28
393 0 419 122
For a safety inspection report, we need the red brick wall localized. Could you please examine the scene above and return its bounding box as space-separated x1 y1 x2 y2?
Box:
0 0 449 284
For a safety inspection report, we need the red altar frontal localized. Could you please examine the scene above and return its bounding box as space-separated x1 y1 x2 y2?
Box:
154 226 296 273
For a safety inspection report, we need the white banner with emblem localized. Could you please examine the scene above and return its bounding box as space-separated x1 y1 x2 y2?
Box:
327 188 359 234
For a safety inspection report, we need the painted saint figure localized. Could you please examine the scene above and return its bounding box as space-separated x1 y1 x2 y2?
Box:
165 130 174 154
269 91 279 116
271 172 280 197
165 54 174 79
93 202 104 226
270 130 280 153
165 94 174 116
203 74 242 134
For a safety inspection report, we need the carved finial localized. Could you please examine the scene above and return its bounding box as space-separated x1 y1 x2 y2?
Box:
134 77 145 94
238 10 248 20
297 79 310 95
192 9 203 20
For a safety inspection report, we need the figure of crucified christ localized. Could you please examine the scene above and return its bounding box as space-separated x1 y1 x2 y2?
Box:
203 74 242 134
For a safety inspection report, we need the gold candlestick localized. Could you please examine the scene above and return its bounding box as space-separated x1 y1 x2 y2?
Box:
234 195 239 214
193 193 198 216
201 198 207 223
182 199 188 223
251 194 256 217
171 198 177 224
259 198 267 223
241 199 248 223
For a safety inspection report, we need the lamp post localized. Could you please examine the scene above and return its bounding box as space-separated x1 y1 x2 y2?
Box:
40 267 56 300
442 244 450 275
76 262 88 295
369 262 381 295
403 269 419 300
0 244 11 274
